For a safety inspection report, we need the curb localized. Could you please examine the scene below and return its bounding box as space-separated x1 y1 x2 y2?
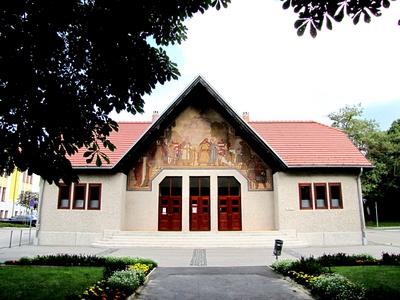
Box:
129 267 157 300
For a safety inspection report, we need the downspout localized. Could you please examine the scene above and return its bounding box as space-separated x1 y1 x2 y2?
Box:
357 168 367 245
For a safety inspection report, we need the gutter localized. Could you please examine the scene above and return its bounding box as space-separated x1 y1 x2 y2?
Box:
356 167 367 245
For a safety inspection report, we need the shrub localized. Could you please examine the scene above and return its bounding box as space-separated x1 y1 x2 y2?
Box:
103 256 156 278
271 259 295 275
310 273 366 300
290 256 327 276
5 254 105 266
381 253 400 265
106 270 144 294
319 253 377 267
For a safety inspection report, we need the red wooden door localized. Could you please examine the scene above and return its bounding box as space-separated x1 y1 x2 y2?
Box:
190 177 210 231
218 177 241 231
158 177 182 231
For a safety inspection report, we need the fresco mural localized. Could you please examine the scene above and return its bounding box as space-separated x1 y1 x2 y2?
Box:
127 107 273 191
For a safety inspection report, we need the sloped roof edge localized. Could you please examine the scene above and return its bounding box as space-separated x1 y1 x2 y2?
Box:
113 75 288 172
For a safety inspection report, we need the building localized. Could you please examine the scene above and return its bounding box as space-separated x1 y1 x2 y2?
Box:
0 170 39 219
37 76 372 247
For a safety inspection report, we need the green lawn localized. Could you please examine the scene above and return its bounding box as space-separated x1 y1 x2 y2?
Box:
366 221 400 227
333 265 400 299
0 266 104 299
0 222 29 228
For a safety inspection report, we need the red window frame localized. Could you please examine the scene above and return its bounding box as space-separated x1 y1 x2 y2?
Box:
72 184 86 209
88 184 102 210
58 184 71 209
298 183 313 210
314 183 328 209
329 183 343 209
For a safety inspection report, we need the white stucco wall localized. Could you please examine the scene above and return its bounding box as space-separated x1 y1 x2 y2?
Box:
38 173 127 245
273 171 363 245
124 169 275 232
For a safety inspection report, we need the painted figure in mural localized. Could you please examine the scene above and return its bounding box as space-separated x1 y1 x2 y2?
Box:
217 139 228 166
255 161 267 189
209 138 218 165
154 139 163 169
161 138 169 165
247 156 257 189
198 138 210 165
180 139 194 166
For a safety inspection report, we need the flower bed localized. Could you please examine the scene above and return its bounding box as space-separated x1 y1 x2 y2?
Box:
5 254 157 299
271 253 400 300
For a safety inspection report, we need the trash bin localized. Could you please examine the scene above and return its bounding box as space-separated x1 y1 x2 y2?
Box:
273 239 283 260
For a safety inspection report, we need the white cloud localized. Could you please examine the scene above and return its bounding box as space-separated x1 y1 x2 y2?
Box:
113 0 400 125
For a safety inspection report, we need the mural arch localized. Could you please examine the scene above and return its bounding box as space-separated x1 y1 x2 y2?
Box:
127 106 273 191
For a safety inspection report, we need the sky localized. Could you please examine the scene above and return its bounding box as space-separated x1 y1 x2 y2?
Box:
112 0 400 130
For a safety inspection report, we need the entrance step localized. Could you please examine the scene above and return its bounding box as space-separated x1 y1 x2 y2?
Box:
91 231 308 248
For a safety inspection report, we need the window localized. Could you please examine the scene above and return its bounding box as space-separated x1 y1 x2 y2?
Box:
314 183 328 209
58 185 71 209
88 184 101 210
73 184 86 209
159 177 182 197
299 183 313 209
218 177 240 196
329 183 343 209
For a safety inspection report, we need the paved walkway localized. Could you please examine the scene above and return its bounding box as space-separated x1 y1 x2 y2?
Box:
136 267 313 300
0 228 399 299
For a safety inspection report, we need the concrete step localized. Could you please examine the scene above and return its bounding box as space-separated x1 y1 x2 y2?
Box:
92 231 307 248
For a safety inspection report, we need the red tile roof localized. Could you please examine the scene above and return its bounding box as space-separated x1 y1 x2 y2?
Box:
69 122 152 168
69 120 371 168
249 121 371 167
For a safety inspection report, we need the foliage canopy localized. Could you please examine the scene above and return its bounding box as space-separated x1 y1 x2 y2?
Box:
281 0 397 37
0 0 229 184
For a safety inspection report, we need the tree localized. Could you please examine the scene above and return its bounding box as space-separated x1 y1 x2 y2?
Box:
328 103 379 154
0 0 230 184
18 190 39 210
329 104 400 221
281 0 397 37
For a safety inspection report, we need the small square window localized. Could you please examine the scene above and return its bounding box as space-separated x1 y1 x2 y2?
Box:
58 185 71 209
88 184 101 210
314 183 328 209
73 184 86 209
299 183 313 210
329 183 343 209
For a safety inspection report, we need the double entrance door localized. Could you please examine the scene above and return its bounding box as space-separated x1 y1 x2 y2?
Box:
218 177 242 231
158 176 241 231
190 177 210 231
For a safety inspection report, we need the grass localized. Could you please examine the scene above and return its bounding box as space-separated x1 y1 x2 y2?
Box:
0 222 30 228
0 266 104 299
333 265 400 299
366 221 400 227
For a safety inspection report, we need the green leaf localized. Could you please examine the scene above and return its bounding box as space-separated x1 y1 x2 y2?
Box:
282 0 291 10
326 17 332 30
364 13 371 23
383 0 391 8
353 13 361 25
310 24 317 38
86 155 94 164
334 9 344 22
294 20 304 29
297 24 306 37
96 155 102 167
83 151 92 158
